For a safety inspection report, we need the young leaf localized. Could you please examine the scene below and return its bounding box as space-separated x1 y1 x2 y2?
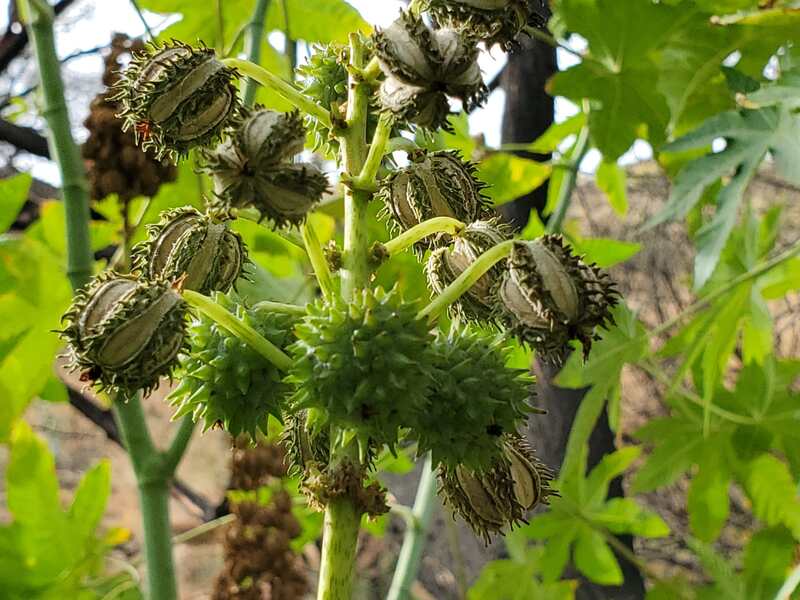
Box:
687 454 730 542
649 103 800 286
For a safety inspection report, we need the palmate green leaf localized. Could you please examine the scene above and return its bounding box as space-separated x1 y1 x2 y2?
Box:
525 112 586 154
743 454 800 539
556 304 648 479
596 159 627 216
524 447 668 584
687 446 730 542
0 235 72 440
265 0 371 43
468 548 577 600
549 0 674 159
649 102 800 287
0 173 31 233
742 526 795 600
477 153 551 206
573 527 623 586
68 460 111 549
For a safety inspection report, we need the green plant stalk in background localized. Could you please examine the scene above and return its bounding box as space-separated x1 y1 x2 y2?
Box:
386 454 438 600
22 0 92 291
22 2 196 598
242 0 270 106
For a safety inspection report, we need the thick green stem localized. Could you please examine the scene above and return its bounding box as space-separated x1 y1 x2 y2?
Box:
302 221 336 301
354 113 393 188
113 397 180 600
418 240 514 322
386 454 437 600
137 482 178 600
224 58 332 127
317 499 362 600
242 0 271 106
23 0 92 290
383 217 465 256
316 33 371 600
182 290 293 371
546 115 590 234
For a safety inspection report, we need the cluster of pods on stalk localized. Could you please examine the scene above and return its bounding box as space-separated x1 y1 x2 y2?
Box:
60 0 618 541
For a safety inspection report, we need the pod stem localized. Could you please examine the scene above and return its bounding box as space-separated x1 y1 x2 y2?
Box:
182 289 294 371
383 217 465 256
224 57 332 127
353 112 394 189
418 239 514 322
302 220 336 301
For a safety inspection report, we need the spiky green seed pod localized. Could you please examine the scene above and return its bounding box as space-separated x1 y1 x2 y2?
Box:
412 325 531 469
373 12 486 128
132 207 247 295
113 41 241 161
199 107 329 227
422 0 548 51
426 219 510 320
378 151 492 246
60 274 187 395
169 295 298 440
498 236 618 362
299 43 348 156
287 287 436 449
438 435 555 542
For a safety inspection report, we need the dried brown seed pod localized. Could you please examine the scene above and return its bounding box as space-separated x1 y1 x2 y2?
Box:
132 207 247 294
498 236 619 362
59 274 187 395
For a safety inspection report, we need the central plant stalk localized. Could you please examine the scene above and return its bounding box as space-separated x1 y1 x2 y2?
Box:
317 33 371 600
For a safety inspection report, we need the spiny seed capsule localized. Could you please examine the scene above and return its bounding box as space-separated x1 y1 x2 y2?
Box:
199 107 329 227
378 151 492 245
373 12 486 128
60 274 187 395
423 0 548 51
426 219 510 320
498 236 618 362
133 207 247 295
438 436 555 543
113 41 241 161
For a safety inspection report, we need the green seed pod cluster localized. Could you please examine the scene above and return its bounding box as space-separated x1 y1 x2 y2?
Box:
199 107 329 227
378 151 492 245
60 274 187 395
498 236 618 362
412 325 531 469
287 287 436 449
113 40 241 161
169 295 298 439
426 219 510 321
422 0 548 51
133 207 247 295
438 435 555 542
373 12 486 129
298 43 350 158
